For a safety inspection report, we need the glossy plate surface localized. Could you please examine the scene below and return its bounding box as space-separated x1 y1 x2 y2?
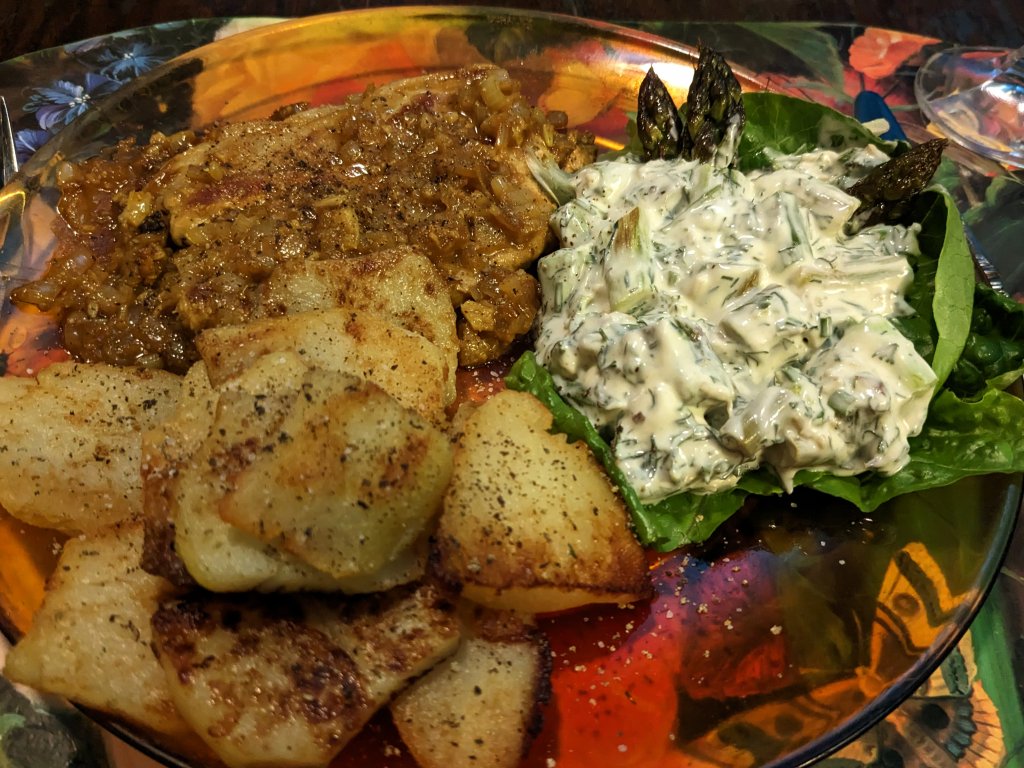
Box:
0 8 1017 768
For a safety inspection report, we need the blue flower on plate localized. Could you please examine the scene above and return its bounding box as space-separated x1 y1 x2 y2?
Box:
23 73 121 131
14 128 52 166
97 41 168 80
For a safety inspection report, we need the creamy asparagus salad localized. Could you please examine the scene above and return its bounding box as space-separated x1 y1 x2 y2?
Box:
510 47 1024 549
534 146 935 500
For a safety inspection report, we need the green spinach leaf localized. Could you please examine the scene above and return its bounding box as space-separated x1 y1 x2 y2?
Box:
946 283 1024 396
795 386 1024 511
735 92 893 170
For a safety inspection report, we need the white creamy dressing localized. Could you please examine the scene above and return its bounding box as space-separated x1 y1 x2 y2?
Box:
534 146 937 499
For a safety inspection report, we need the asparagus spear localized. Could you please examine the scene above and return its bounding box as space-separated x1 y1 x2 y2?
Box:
636 46 745 165
848 138 947 227
637 67 684 160
681 45 746 164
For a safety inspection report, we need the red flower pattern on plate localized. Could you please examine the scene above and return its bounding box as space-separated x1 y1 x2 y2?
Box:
849 28 939 80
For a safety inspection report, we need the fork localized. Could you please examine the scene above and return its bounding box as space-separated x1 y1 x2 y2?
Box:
0 96 17 186
0 95 23 307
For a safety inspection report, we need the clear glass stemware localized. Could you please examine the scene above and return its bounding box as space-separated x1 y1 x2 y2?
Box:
915 44 1024 168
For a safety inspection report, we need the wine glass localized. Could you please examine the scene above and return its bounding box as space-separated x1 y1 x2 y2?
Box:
915 44 1024 168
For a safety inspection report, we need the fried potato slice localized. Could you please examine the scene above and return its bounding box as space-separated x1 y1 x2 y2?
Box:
392 609 550 768
0 362 180 532
143 358 429 592
436 390 651 613
174 482 427 594
196 307 449 423
316 584 461 704
193 352 452 579
150 583 460 768
142 359 340 592
3 523 193 744
141 361 218 535
258 248 458 403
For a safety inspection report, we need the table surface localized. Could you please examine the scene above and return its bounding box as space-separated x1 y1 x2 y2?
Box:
0 9 1023 768
0 0 1023 60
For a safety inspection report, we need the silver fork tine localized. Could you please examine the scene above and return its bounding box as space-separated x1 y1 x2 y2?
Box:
1 97 18 186
0 95 22 294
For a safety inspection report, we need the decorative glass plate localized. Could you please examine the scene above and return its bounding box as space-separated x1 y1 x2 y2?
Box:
0 7 1017 768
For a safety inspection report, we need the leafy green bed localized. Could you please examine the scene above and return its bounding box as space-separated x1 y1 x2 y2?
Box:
508 92 1024 551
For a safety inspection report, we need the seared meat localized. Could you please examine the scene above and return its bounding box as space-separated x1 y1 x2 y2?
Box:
15 66 595 371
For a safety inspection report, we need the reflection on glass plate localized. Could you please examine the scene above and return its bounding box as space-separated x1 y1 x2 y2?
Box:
0 8 1017 768
915 45 1024 169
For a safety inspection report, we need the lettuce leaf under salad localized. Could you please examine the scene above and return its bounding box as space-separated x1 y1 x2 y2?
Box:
507 91 1024 552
